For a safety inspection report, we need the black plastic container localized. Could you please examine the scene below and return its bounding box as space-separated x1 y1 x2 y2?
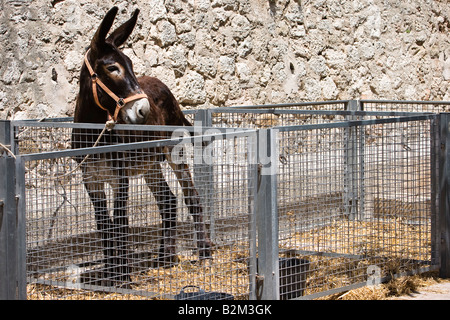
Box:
175 285 234 300
278 257 310 300
255 257 310 300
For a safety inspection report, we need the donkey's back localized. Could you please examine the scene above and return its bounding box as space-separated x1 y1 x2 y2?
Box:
138 76 192 127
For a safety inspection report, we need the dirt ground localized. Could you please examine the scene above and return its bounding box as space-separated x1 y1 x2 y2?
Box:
320 272 450 300
390 281 450 300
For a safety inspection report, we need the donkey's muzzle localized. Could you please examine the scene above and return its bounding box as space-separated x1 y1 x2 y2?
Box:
121 98 150 124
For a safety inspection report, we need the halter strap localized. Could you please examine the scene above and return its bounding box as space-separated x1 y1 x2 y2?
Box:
84 49 148 121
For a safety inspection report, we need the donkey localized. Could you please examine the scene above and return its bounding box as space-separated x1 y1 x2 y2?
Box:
71 7 212 287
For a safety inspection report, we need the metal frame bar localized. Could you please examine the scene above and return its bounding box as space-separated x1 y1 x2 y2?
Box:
17 129 256 162
344 100 360 220
438 113 450 277
273 114 437 133
210 108 434 117
0 120 26 299
255 128 279 300
193 110 215 242
361 100 450 106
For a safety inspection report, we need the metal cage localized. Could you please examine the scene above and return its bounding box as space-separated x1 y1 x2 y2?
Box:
1 100 450 300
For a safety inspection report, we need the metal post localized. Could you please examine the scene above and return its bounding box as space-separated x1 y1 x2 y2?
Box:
15 155 27 300
193 109 215 241
357 102 366 220
255 128 279 300
247 131 258 300
344 100 360 220
431 115 439 268
438 113 450 278
0 120 25 299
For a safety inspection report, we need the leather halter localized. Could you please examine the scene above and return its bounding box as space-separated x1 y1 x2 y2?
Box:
84 49 148 122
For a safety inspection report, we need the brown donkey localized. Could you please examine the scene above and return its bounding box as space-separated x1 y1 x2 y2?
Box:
71 7 211 287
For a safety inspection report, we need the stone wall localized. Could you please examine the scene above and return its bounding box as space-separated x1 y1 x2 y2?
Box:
0 0 449 120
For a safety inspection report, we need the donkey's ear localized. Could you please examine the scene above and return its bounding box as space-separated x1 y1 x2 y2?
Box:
106 9 139 47
90 6 119 56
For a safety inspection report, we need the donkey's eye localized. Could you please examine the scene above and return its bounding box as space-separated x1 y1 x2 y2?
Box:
106 65 120 73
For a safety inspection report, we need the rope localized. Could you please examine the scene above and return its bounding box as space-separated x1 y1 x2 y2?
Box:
4 119 115 179
16 117 45 138
0 142 16 159
53 119 116 179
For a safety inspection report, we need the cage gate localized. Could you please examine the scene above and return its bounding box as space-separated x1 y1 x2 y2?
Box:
14 123 256 300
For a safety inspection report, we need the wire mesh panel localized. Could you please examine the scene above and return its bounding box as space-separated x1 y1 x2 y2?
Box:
207 107 439 299
15 123 256 300
210 106 350 129
361 100 450 113
276 116 437 299
209 108 429 131
7 102 445 300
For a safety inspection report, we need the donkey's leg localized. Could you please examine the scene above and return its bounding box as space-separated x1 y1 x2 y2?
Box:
166 152 212 259
143 163 178 266
82 177 116 286
110 165 131 286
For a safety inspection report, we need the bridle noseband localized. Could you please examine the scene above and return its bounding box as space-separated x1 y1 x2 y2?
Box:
84 49 148 122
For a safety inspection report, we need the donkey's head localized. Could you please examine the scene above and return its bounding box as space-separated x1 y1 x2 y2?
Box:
82 7 150 124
